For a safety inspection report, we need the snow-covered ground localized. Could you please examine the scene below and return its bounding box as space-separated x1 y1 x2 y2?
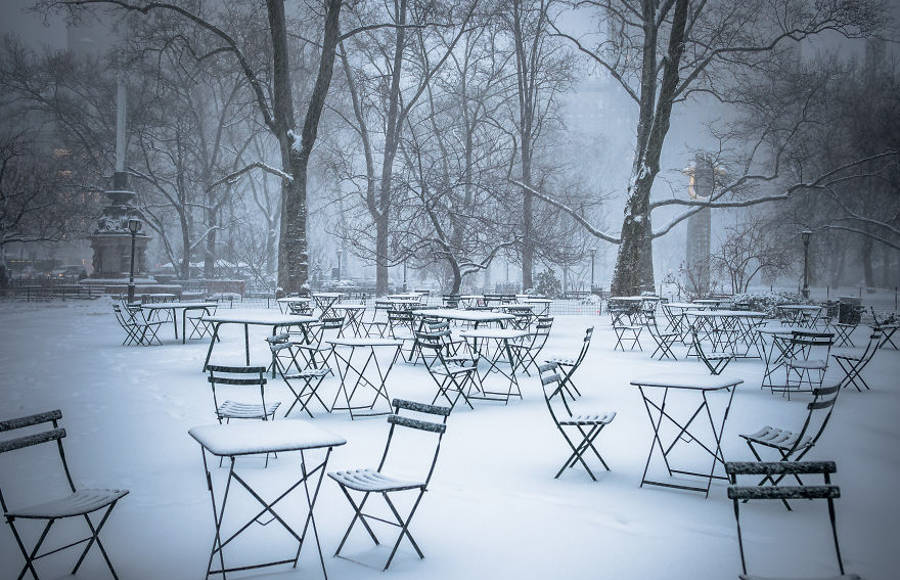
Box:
0 298 897 580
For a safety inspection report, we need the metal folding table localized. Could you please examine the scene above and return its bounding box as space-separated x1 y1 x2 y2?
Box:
459 328 528 404
631 373 743 497
326 338 402 419
201 312 318 373
141 301 218 343
311 293 344 318
188 421 345 578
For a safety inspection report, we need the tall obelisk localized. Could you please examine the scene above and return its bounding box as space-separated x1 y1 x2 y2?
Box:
89 79 149 279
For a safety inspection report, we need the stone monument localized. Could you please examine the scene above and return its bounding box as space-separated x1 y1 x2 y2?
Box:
685 154 714 296
88 81 151 281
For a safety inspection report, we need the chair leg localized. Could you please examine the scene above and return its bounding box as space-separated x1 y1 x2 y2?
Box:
382 491 426 570
334 488 380 557
72 502 120 579
7 517 54 580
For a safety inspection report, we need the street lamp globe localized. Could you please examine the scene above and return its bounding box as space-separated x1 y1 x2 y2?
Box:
128 218 142 235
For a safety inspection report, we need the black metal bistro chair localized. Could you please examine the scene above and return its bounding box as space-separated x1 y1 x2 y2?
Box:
726 461 860 580
295 314 345 372
112 304 165 346
328 399 450 570
644 310 679 360
691 328 734 375
832 327 882 391
509 316 553 376
781 331 834 398
0 410 129 579
538 363 615 481
544 326 593 399
416 327 480 411
387 309 418 362
266 333 331 417
737 384 841 510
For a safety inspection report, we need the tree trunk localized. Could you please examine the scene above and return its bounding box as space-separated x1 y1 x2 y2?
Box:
204 207 216 279
277 151 309 293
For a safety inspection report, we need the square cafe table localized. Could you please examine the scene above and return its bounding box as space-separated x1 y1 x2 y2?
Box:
202 312 318 372
140 301 218 343
631 373 743 497
311 292 344 317
188 421 346 578
459 328 528 404
331 304 367 336
326 338 402 419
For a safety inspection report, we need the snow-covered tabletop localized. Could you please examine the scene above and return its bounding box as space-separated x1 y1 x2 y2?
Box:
312 292 344 298
326 338 403 347
413 308 515 322
459 329 528 340
141 302 218 310
777 304 823 310
202 312 318 325
276 297 312 303
188 421 346 456
630 373 743 390
684 310 767 317
663 302 703 309
521 298 552 304
332 304 367 310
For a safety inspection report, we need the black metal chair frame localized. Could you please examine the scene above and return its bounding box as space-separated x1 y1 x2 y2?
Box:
539 364 615 481
691 328 734 375
779 331 834 398
612 322 643 352
416 329 480 411
295 315 345 372
208 365 280 466
869 307 899 349
0 410 129 580
726 461 858 580
644 310 679 360
329 399 450 571
543 326 593 399
112 304 165 346
509 316 553 376
387 309 418 362
738 384 841 510
267 334 331 417
833 328 882 391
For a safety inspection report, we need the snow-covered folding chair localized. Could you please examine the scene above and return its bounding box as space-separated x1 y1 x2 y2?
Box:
544 326 593 398
266 333 330 417
112 303 164 346
295 314 345 371
832 327 882 391
207 365 281 467
361 300 392 338
0 410 129 580
612 318 643 352
539 363 615 481
644 310 679 360
869 308 899 349
329 398 450 570
781 331 834 398
737 384 841 510
509 316 553 376
691 328 733 375
726 461 860 580
111 304 139 345
416 328 479 411
387 309 418 362
186 303 218 341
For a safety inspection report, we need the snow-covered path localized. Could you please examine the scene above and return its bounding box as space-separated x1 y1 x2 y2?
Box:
0 299 897 579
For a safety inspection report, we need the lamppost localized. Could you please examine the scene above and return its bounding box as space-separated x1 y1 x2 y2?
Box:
403 260 408 292
801 229 812 300
336 249 343 280
127 218 142 303
589 248 596 292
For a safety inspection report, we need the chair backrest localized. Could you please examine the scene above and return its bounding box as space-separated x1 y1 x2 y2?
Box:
442 294 460 308
786 384 842 456
387 309 416 335
379 399 450 486
573 327 594 367
287 301 311 315
789 330 834 360
538 363 574 421
862 327 884 360
726 461 847 577
112 304 132 328
206 365 270 420
0 410 74 512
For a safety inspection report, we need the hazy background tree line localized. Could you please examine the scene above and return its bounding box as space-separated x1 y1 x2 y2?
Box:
0 0 897 296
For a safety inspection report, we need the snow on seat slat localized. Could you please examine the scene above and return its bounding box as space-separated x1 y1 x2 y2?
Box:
740 426 812 450
786 358 827 369
327 468 425 492
739 575 861 580
283 369 330 379
432 363 476 376
545 356 575 366
706 352 733 359
6 489 128 519
559 412 616 426
217 401 281 420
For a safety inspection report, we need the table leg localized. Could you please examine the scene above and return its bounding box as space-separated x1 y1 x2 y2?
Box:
244 324 250 365
203 323 222 372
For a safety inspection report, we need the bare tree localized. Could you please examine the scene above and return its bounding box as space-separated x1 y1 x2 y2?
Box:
518 0 889 294
710 217 792 294
47 0 345 293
